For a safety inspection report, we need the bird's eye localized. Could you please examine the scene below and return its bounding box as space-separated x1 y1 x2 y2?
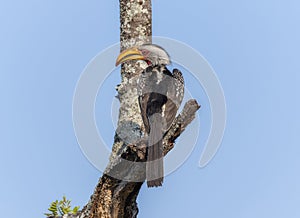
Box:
141 49 150 56
146 60 152 65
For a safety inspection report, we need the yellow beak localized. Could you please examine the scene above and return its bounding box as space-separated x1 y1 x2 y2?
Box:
115 47 145 66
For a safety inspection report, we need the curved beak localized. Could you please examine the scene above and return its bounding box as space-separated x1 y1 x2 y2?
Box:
115 47 145 66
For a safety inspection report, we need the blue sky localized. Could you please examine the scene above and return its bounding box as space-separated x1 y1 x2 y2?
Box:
1 0 300 218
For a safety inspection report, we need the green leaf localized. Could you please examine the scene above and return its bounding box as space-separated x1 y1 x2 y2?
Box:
72 206 80 214
45 196 80 217
63 206 71 214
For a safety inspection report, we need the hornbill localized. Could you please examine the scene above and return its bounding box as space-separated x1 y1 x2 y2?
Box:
116 44 184 187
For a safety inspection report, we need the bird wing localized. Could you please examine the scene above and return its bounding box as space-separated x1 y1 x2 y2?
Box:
161 68 185 132
138 67 185 134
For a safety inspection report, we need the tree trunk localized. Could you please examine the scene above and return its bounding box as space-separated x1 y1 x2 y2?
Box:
57 1 200 217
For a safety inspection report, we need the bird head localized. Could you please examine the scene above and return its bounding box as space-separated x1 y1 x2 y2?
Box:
115 44 170 66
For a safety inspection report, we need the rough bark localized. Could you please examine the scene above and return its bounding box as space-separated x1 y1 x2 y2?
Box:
56 1 200 217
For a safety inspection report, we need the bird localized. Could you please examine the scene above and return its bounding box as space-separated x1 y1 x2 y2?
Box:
115 44 184 187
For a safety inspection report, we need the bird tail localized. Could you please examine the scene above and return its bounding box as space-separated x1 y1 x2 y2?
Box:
146 113 164 187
